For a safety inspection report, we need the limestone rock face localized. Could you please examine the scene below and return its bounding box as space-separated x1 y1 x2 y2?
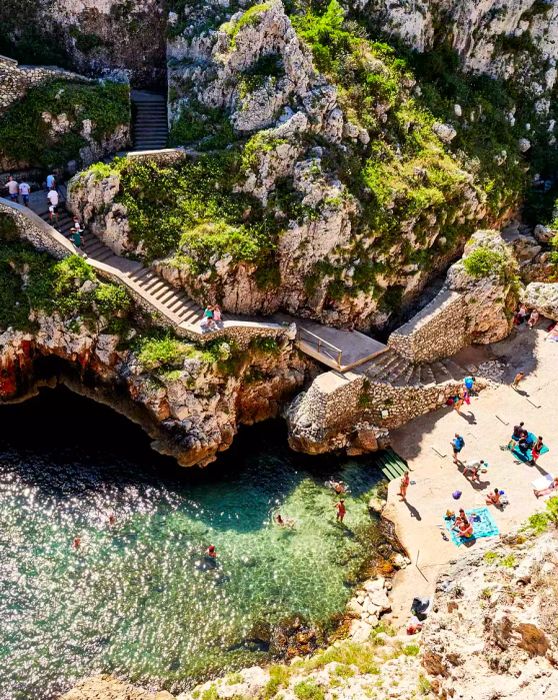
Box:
445 229 519 345
356 0 558 105
59 674 174 699
420 531 558 699
523 281 558 320
0 313 307 468
0 0 166 86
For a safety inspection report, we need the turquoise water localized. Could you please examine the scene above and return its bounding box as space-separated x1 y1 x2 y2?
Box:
0 389 384 699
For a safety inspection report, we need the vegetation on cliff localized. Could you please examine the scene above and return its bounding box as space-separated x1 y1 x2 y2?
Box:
0 229 131 332
0 79 129 170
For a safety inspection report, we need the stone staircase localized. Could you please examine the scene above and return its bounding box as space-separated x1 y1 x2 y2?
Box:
131 90 168 151
356 347 472 388
29 195 205 330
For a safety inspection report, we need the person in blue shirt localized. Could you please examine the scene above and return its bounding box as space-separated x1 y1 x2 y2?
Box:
463 376 475 392
451 434 465 464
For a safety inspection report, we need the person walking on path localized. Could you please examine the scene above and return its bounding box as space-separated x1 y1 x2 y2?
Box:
5 176 19 202
398 471 410 500
334 499 346 523
451 434 465 464
18 180 30 206
47 187 59 223
69 228 82 248
46 172 56 191
512 370 525 389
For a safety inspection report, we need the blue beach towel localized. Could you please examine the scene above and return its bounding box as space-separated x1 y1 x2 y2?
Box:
511 432 549 463
445 507 499 547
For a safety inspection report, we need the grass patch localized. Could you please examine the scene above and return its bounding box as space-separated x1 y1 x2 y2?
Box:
263 664 290 699
463 247 508 278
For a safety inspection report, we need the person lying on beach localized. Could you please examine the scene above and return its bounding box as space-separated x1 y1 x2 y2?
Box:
486 488 501 506
534 478 558 498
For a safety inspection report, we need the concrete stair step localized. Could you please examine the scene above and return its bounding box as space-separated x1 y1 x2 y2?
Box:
420 364 436 386
153 288 177 304
431 361 452 383
386 357 411 382
441 358 467 380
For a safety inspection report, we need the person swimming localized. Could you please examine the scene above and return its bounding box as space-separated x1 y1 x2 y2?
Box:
207 545 217 558
326 478 348 494
275 513 295 528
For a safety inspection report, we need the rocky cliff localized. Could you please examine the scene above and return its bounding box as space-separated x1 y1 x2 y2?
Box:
0 0 166 87
68 0 555 332
0 235 308 467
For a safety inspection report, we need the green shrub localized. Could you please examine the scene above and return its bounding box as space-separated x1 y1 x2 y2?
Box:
463 247 507 278
263 665 290 698
222 3 271 44
169 102 234 150
293 680 325 700
136 335 191 370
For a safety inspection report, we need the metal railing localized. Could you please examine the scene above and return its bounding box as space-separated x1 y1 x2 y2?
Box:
296 327 343 367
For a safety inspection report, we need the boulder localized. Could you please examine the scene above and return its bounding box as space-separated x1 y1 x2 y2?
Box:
523 282 558 321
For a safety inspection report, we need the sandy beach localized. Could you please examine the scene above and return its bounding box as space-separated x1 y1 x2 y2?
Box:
383 323 558 627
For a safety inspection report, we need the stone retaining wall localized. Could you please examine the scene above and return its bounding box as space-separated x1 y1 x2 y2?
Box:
0 55 95 114
287 367 487 454
388 289 468 363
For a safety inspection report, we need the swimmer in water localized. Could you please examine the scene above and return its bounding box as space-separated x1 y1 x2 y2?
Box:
275 513 295 528
327 479 347 494
207 545 217 558
108 514 116 526
72 537 81 550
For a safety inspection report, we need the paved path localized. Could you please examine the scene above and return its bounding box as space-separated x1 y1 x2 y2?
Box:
7 191 387 367
383 324 558 628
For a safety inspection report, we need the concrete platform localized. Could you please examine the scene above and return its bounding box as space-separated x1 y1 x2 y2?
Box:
286 317 387 372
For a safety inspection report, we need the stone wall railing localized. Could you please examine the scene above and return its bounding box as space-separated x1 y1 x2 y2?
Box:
387 288 468 363
287 366 488 451
0 55 95 114
0 199 288 346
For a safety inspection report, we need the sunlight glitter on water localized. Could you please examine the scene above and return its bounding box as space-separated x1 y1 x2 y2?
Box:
0 390 385 699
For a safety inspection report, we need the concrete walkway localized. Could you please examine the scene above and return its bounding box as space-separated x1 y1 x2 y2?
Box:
5 192 387 367
383 324 558 627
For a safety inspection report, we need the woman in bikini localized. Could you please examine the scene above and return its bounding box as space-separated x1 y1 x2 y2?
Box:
531 436 544 465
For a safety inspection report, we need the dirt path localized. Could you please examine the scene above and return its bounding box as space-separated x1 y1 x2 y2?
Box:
383 324 558 628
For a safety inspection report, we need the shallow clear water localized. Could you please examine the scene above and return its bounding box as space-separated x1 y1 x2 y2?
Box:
0 388 384 699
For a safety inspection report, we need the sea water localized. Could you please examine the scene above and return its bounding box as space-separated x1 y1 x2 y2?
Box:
0 388 385 699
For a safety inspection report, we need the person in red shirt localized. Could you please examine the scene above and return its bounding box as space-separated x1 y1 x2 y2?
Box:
335 499 346 523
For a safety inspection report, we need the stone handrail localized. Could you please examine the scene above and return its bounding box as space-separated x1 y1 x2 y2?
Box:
0 198 287 344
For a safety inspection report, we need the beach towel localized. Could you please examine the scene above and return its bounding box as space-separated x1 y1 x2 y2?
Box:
445 507 500 546
510 432 549 462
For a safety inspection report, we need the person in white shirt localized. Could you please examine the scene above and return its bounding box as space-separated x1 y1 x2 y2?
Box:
5 176 19 202
19 181 31 206
47 188 59 222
